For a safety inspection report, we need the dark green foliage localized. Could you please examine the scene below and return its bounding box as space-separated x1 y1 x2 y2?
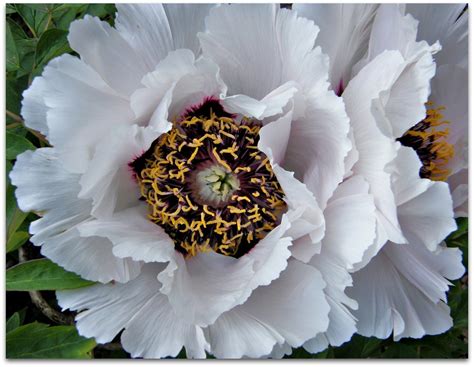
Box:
5 3 468 359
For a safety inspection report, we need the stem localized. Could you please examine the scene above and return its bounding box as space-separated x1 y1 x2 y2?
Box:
18 248 74 325
6 110 23 123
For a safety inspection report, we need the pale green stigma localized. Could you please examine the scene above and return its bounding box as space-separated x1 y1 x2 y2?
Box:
194 164 240 207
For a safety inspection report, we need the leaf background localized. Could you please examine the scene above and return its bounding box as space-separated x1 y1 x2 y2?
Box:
5 3 468 359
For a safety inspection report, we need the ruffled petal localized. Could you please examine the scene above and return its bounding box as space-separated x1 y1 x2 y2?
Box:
406 4 468 68
36 54 135 174
116 4 214 70
200 5 325 106
349 241 464 341
130 49 226 123
158 215 292 327
68 15 148 96
78 125 161 218
10 148 141 283
356 4 439 139
284 87 351 209
78 205 175 263
207 260 330 358
294 4 379 92
343 51 406 244
303 175 376 352
398 182 457 252
430 65 468 176
57 264 209 358
448 169 468 218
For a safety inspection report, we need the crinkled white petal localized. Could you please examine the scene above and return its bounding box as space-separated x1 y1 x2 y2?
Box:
406 4 468 68
68 15 148 96
10 148 141 283
131 49 226 124
35 54 135 174
207 260 330 358
393 147 457 251
78 205 175 263
272 165 325 263
430 65 468 176
57 264 209 358
20 76 49 136
200 5 328 115
78 125 161 218
349 241 464 341
294 3 379 92
116 4 215 71
355 4 439 139
157 215 292 327
398 182 457 252
448 169 468 218
303 175 376 352
343 51 406 245
284 87 351 210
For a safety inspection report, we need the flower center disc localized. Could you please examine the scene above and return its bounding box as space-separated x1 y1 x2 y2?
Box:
398 102 455 181
131 100 287 258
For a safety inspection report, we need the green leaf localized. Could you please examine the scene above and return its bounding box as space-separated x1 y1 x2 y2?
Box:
6 22 20 72
6 258 96 291
6 4 17 14
35 29 71 69
15 4 51 37
6 131 35 160
6 183 29 239
53 7 79 30
6 312 21 333
6 323 96 358
6 231 29 253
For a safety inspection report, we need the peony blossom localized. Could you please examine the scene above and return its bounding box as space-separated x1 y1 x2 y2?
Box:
296 3 466 343
10 4 381 358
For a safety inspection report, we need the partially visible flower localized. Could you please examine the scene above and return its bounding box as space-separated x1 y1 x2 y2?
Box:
296 3 466 343
11 4 377 359
406 4 468 217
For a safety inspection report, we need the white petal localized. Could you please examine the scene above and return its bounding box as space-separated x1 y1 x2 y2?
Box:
448 169 468 218
158 215 293 327
68 15 148 96
302 176 378 353
349 241 464 340
407 4 468 68
10 148 139 283
20 76 48 136
78 125 161 218
200 5 322 100
158 250 255 327
39 54 135 173
116 4 214 71
57 264 208 358
321 175 377 269
430 65 468 175
131 50 226 123
258 110 292 166
208 260 330 358
343 51 406 244
285 88 351 210
42 229 141 284
398 181 457 252
78 205 175 263
392 145 432 205
273 165 325 262
294 4 379 92
356 4 439 139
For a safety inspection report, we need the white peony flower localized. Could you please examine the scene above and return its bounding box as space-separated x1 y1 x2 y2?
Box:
296 3 466 342
10 4 378 358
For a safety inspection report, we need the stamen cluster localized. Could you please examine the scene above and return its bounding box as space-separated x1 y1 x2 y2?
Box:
131 104 287 258
398 102 455 181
